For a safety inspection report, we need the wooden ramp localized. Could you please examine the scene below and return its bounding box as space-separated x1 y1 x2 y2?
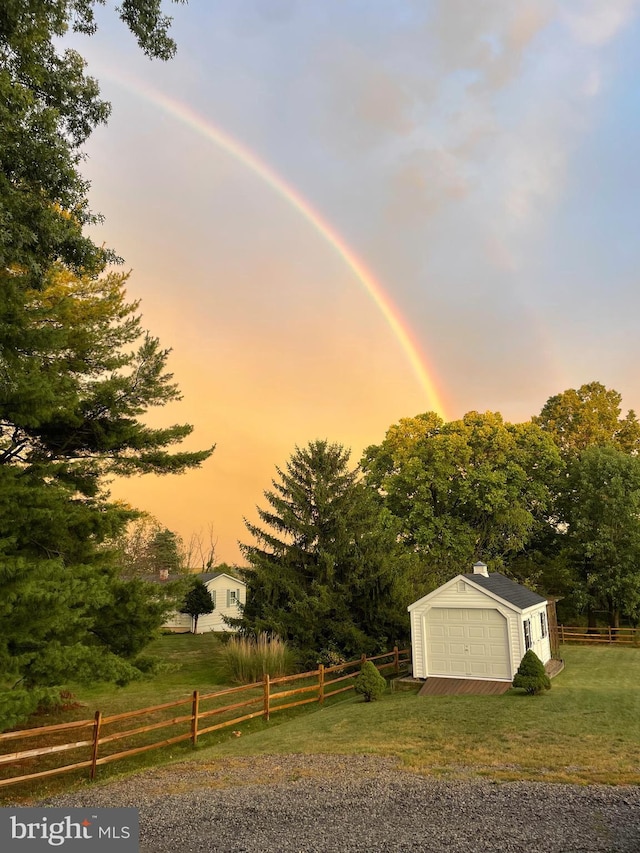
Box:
545 658 564 679
418 678 512 696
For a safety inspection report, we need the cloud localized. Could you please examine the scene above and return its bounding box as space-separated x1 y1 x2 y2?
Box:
562 0 638 45
315 41 414 153
430 0 551 91
386 147 469 224
253 0 297 24
582 67 602 97
228 0 297 37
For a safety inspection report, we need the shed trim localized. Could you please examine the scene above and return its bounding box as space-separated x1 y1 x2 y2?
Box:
408 574 528 615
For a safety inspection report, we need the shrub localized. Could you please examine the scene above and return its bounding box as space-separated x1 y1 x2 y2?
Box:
513 650 551 695
354 660 387 702
315 647 347 671
218 633 295 683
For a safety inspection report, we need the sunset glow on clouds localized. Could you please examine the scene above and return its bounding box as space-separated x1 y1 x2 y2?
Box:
66 1 640 563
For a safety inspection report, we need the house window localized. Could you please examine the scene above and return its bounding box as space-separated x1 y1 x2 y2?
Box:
456 581 466 593
540 610 548 638
227 589 240 607
524 618 532 651
210 591 216 610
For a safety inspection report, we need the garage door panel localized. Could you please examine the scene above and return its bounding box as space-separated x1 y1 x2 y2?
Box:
466 610 485 622
444 608 466 625
425 608 509 680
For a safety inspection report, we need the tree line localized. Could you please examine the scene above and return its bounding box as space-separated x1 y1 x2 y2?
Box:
236 382 640 662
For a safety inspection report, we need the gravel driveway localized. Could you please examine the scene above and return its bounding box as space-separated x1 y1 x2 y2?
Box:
36 754 640 852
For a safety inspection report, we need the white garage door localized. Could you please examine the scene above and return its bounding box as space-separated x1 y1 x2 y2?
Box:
425 607 510 679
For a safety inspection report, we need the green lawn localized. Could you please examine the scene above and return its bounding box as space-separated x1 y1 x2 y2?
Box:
4 643 640 801
32 632 230 724
205 645 640 786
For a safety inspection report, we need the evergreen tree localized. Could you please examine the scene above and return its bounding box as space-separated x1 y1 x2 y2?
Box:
181 580 214 634
147 528 184 576
237 440 410 660
512 650 551 695
0 268 212 729
0 2 203 730
354 660 387 702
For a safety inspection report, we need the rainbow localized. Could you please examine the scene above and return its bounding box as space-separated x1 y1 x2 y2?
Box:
100 70 447 418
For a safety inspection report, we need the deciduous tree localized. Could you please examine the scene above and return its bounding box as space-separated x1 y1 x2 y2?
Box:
559 445 640 628
362 411 562 592
1 0 186 285
534 383 640 623
534 381 640 457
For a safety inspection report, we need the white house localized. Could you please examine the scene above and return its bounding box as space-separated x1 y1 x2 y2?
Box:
408 561 552 682
162 571 247 634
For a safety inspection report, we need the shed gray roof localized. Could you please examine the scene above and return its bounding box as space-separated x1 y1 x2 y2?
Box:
462 572 547 610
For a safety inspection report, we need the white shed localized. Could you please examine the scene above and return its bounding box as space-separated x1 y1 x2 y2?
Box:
408 562 552 682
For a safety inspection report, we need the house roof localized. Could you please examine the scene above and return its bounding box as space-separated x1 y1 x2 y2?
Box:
197 572 224 583
462 572 546 610
143 571 243 585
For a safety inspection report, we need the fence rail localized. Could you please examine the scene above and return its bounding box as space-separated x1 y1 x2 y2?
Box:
558 625 640 645
0 646 410 790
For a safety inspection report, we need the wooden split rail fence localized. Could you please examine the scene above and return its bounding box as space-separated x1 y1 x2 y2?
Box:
0 647 410 791
558 625 640 645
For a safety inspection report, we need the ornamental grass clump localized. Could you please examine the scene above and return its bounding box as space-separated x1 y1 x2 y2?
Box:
219 632 295 683
354 660 387 702
513 649 551 695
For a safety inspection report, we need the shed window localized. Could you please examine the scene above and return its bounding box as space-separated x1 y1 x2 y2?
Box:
456 581 466 593
227 589 240 607
540 611 548 638
524 618 532 650
210 591 216 610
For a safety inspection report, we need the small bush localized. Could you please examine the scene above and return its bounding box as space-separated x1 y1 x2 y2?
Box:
316 647 347 671
354 660 387 702
513 650 551 695
218 633 295 683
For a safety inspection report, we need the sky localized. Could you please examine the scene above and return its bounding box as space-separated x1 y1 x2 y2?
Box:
65 0 640 564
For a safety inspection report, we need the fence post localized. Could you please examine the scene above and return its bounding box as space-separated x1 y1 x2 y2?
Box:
318 664 325 705
394 646 399 676
90 711 101 781
263 674 270 721
608 627 612 643
360 653 366 666
191 690 199 746
560 625 565 644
